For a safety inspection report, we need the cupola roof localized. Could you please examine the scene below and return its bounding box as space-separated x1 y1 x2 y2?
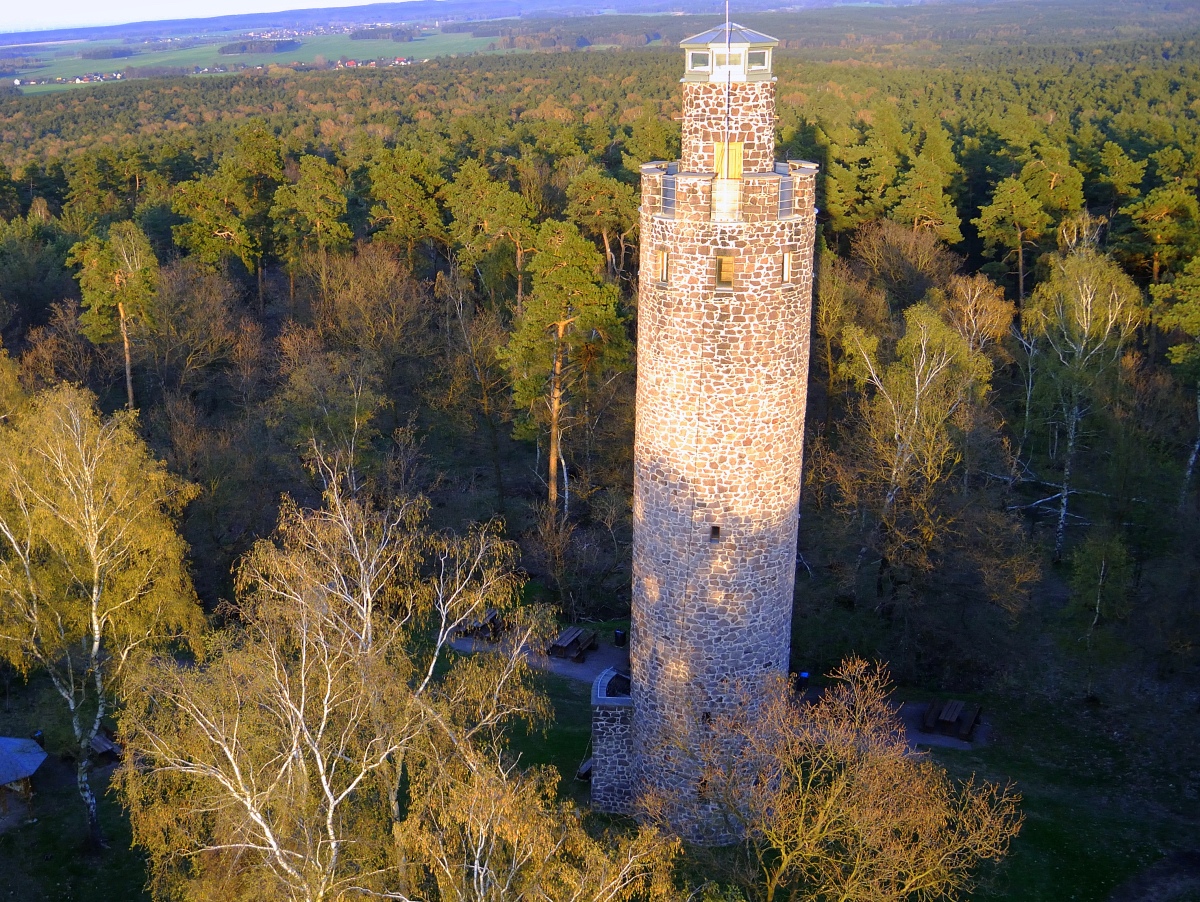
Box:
679 23 778 47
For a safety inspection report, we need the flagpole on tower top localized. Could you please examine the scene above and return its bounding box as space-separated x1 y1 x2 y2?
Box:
723 0 731 179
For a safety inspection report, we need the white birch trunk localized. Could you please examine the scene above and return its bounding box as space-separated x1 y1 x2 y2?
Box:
1054 400 1080 563
1180 382 1200 512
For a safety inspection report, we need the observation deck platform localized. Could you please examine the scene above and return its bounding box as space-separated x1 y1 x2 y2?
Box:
640 159 818 224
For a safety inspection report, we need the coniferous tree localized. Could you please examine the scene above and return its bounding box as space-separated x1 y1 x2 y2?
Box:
443 159 536 304
500 220 629 516
1152 255 1200 508
67 221 158 409
1117 184 1200 284
367 147 446 265
974 177 1051 303
271 156 353 307
172 124 283 305
566 166 638 279
890 153 963 244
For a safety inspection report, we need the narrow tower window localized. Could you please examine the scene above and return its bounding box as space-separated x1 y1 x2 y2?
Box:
657 249 670 283
781 251 792 284
715 254 735 290
709 525 721 544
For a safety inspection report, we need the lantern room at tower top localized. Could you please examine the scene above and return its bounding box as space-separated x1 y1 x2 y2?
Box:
680 22 778 84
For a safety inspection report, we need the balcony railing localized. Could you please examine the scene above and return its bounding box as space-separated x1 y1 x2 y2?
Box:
641 160 817 224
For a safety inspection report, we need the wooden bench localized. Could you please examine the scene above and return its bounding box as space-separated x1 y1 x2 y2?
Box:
547 627 598 663
922 701 940 732
957 704 982 740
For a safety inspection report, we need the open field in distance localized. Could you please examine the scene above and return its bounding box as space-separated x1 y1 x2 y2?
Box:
7 31 501 90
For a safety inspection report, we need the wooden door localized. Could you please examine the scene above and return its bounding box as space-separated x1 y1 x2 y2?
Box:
714 142 743 179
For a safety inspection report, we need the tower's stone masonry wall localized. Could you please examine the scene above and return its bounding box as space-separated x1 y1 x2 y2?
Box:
590 669 635 814
681 81 777 174
590 44 817 842
623 167 817 840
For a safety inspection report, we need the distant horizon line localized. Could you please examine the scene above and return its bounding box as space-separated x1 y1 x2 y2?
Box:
0 0 908 42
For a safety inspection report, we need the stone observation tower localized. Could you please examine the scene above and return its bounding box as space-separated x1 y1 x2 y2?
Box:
590 24 818 838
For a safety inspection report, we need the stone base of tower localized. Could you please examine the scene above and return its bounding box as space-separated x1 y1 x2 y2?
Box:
589 668 635 814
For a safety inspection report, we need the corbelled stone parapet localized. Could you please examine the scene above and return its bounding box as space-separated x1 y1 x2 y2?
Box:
639 162 815 225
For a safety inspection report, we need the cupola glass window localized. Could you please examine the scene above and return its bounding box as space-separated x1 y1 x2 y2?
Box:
679 23 779 83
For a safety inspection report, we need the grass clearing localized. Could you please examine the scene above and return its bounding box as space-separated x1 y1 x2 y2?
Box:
508 671 594 808
920 693 1198 902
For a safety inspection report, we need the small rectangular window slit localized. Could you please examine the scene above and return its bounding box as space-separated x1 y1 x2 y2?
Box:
709 525 721 544
715 254 734 290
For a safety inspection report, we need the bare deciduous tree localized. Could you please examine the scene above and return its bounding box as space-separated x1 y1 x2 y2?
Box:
656 659 1022 902
136 259 240 393
937 272 1015 359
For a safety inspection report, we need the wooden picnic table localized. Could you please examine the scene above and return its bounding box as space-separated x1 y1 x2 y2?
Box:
90 733 122 760
922 699 982 741
458 608 502 640
547 626 598 663
939 700 964 725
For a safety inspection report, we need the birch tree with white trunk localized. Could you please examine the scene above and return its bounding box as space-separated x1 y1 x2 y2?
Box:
1028 248 1143 560
0 384 202 847
117 459 554 902
837 303 991 580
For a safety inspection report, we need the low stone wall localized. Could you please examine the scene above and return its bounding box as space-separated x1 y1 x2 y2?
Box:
590 667 635 814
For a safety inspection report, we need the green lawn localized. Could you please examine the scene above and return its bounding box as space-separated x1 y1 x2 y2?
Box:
13 32 497 87
919 693 1197 902
509 671 595 808
0 674 148 902
4 658 1195 902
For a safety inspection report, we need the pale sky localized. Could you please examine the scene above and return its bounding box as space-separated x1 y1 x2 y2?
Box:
1 0 414 36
